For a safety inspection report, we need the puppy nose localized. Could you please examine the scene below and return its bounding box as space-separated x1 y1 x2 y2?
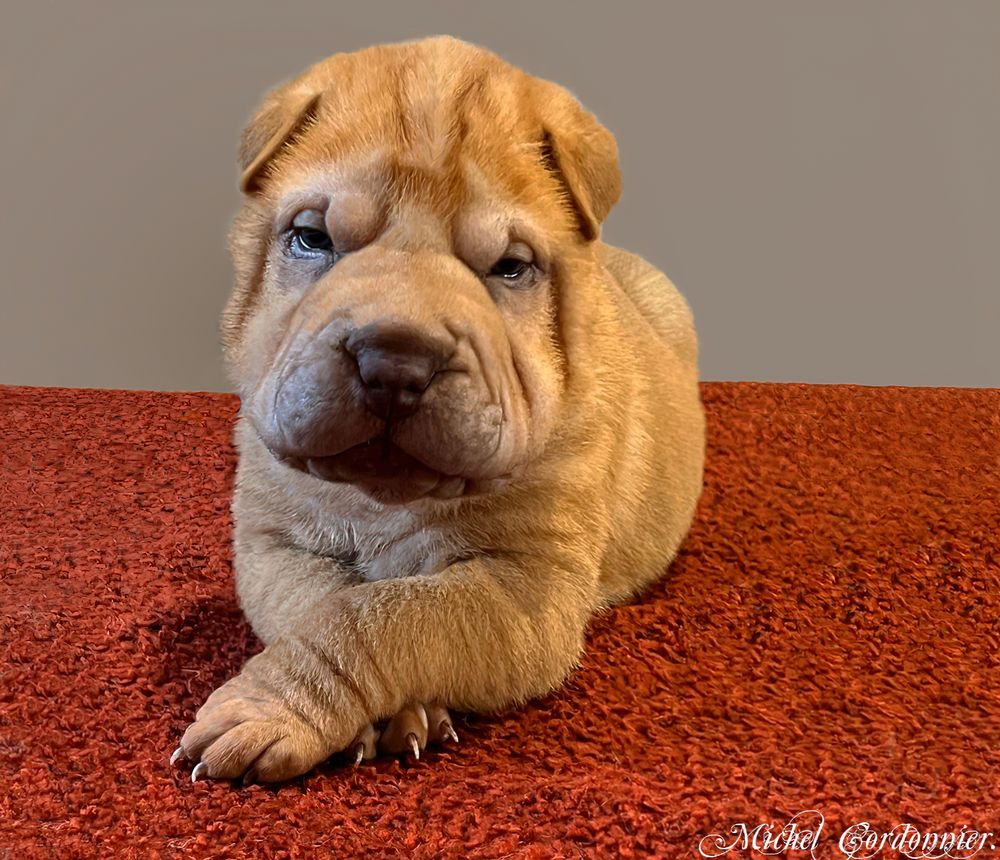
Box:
344 323 448 420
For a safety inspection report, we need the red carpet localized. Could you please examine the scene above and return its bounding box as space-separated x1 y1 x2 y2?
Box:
1 382 998 858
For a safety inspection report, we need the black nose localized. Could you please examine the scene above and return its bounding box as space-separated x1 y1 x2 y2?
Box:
344 323 448 420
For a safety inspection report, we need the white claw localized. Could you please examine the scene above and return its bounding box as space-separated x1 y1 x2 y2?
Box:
170 746 185 766
353 744 365 766
407 733 420 760
443 724 459 745
191 761 209 782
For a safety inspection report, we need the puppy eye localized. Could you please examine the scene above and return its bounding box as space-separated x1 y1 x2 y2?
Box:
291 227 334 254
489 257 531 280
285 209 336 260
486 242 536 287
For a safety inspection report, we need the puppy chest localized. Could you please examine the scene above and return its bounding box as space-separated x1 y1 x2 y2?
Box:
358 527 459 581
292 512 460 582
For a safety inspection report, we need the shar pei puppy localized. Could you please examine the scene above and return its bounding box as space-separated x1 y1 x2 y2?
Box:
172 35 705 784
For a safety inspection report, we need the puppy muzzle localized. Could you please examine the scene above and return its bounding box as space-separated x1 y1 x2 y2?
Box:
248 316 512 499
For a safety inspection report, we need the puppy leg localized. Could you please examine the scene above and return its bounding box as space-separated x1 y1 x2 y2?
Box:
177 551 596 782
172 530 364 780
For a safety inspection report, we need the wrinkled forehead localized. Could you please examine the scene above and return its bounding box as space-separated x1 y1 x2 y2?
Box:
260 49 571 242
289 42 539 178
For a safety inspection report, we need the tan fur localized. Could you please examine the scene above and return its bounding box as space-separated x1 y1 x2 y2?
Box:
176 36 705 783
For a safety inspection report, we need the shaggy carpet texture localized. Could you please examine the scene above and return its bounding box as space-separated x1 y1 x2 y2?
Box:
1 382 998 859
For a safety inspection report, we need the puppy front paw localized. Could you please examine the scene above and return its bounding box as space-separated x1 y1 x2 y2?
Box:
171 668 354 784
349 702 459 763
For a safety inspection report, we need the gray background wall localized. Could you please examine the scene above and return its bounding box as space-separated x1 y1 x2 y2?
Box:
2 1 997 392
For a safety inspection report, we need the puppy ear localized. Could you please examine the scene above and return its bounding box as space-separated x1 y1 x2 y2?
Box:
535 82 622 240
238 88 322 194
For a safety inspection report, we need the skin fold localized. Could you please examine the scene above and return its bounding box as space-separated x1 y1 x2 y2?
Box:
173 35 705 783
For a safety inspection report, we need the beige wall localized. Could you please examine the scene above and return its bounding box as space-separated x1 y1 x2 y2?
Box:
2 1 997 391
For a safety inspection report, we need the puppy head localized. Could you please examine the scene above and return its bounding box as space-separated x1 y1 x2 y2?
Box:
222 36 620 504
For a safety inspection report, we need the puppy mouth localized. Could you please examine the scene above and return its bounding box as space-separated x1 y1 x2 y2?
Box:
299 439 468 501
306 439 435 482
